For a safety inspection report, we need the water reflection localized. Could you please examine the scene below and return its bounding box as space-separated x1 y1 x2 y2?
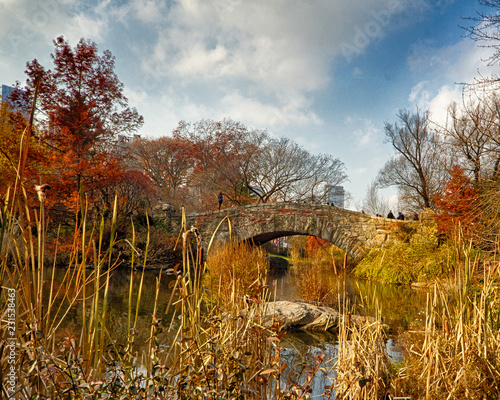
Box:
42 265 428 394
44 266 429 343
270 270 428 333
42 267 180 352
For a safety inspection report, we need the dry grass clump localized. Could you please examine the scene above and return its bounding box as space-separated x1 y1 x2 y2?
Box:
293 260 338 306
334 310 393 399
392 268 500 399
204 240 269 308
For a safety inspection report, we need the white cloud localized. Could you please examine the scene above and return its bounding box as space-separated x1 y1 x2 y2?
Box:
408 37 497 127
428 84 461 128
0 0 108 59
408 80 432 109
345 117 382 148
221 92 323 129
136 0 413 130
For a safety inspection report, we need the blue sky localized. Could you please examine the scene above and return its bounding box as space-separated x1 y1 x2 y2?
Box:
0 0 496 209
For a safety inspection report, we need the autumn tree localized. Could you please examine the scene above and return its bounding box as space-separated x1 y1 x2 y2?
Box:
172 118 347 211
434 165 479 243
0 102 46 195
11 36 143 220
108 170 156 217
377 109 450 213
173 119 266 209
131 136 193 206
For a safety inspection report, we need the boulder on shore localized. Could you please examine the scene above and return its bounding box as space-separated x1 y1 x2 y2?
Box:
251 300 387 332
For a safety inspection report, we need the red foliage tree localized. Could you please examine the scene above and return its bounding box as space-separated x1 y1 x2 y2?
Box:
434 165 479 241
12 36 143 220
172 119 267 210
131 136 193 207
0 102 46 197
306 236 330 258
110 170 156 217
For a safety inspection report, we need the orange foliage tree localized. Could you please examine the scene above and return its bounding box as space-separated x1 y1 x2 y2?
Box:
131 136 193 208
306 236 331 258
172 118 263 210
434 165 479 242
0 102 46 197
11 36 143 221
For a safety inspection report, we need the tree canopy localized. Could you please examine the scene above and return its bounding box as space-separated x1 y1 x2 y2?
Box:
11 36 144 219
133 118 347 211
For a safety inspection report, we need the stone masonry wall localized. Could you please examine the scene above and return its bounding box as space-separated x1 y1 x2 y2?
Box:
157 202 429 262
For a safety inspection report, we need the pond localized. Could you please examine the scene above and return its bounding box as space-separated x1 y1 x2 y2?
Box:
40 264 430 397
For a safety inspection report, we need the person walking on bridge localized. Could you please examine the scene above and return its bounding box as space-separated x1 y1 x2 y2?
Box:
218 192 223 210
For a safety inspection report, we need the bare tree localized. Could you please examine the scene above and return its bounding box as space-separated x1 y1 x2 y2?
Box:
463 0 500 87
361 180 390 216
440 99 499 182
246 136 347 203
172 118 348 210
377 109 449 212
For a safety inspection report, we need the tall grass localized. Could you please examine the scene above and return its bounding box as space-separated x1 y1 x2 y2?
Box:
290 241 344 307
392 255 500 399
0 185 335 399
334 300 392 399
3 144 499 399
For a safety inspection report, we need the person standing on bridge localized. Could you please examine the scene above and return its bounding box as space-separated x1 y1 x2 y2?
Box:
387 210 395 219
218 191 223 210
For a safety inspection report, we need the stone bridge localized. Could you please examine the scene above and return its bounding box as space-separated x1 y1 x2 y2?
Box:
161 202 427 262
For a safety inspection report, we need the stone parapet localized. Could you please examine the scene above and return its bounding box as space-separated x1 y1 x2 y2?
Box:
161 202 433 262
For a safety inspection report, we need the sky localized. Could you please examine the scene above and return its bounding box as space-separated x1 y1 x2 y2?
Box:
0 0 497 210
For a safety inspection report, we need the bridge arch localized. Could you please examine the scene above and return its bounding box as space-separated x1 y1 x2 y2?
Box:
169 202 417 262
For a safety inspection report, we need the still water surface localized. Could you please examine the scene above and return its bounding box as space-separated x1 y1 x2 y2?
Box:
42 266 429 396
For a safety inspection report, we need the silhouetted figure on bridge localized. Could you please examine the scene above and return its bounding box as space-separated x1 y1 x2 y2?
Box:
218 192 223 210
387 210 395 219
397 212 405 220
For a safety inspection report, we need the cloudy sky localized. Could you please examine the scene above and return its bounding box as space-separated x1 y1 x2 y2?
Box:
0 0 497 209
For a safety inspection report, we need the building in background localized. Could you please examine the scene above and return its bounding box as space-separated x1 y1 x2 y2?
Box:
1 84 26 114
325 185 345 208
2 84 15 104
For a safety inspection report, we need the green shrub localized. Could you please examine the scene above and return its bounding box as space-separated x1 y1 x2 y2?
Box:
354 231 454 284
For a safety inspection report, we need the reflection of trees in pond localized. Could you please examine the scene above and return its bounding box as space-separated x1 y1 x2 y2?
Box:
280 331 338 398
43 266 428 357
343 277 428 331
271 269 428 332
42 267 180 352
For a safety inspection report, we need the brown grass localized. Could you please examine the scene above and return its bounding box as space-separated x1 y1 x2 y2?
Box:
204 240 270 309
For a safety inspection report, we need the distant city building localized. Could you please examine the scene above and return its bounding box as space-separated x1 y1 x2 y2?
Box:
325 185 345 208
1 84 25 113
1 84 15 105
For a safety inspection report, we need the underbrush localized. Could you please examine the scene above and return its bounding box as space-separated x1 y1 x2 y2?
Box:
2 180 500 399
0 190 337 399
393 264 500 399
353 227 480 284
290 239 348 306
